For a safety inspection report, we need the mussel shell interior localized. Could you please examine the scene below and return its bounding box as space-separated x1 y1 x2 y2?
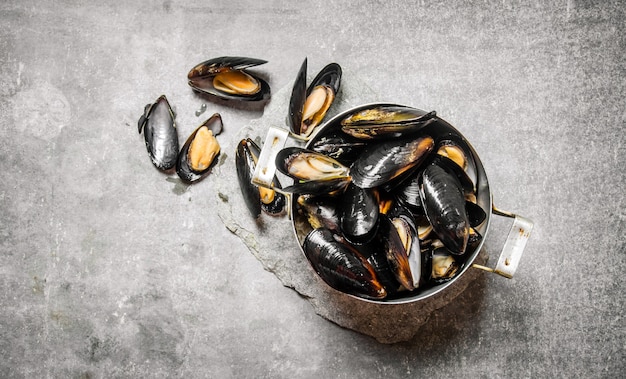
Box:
189 74 270 101
176 123 221 183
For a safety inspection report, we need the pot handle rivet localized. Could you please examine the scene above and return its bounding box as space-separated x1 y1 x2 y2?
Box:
471 205 534 278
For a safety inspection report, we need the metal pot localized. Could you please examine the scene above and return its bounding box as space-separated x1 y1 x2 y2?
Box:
252 103 533 304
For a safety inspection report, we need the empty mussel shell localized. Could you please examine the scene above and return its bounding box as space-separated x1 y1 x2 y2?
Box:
187 56 270 101
138 95 179 171
176 113 222 183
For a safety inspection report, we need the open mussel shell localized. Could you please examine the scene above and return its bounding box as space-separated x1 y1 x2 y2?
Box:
236 138 285 218
303 228 387 300
377 214 415 291
341 105 437 140
276 147 350 181
289 103 492 304
424 243 461 285
175 114 222 183
434 132 479 186
288 58 342 138
138 95 179 171
297 195 342 234
349 134 434 189
187 56 270 101
276 147 351 195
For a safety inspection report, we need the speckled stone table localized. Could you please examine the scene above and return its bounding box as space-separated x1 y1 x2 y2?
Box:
1 1 624 378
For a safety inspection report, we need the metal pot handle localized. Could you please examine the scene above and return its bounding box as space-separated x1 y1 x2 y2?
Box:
471 206 534 278
251 126 291 190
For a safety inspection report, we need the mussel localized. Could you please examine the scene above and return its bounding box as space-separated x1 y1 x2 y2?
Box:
303 227 386 300
350 134 434 189
341 105 437 140
340 183 379 243
138 95 179 171
236 138 285 218
420 163 470 255
176 113 222 183
187 56 270 101
425 243 461 284
377 214 415 291
297 195 342 234
310 131 367 166
275 147 351 195
288 58 342 138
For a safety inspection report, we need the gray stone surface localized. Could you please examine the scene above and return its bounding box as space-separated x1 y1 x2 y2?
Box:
1 1 624 378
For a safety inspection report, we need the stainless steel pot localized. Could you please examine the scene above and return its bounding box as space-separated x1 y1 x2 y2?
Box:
252 103 533 304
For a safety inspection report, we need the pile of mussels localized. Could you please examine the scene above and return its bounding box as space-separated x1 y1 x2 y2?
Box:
284 106 488 301
138 57 271 182
138 56 488 301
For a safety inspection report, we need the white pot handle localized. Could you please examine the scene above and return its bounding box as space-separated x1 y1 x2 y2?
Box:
472 205 534 278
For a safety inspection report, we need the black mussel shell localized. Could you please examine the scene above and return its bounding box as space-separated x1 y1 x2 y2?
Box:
377 214 415 291
341 105 437 140
288 58 308 135
297 195 342 234
138 95 179 171
340 183 379 243
394 175 424 211
281 177 350 196
350 135 434 189
236 139 262 218
390 214 423 290
466 201 487 228
235 138 285 218
431 154 475 195
307 62 341 98
188 56 268 78
420 164 469 255
176 114 222 183
352 239 404 296
467 227 483 250
303 228 387 300
310 132 367 166
187 56 270 101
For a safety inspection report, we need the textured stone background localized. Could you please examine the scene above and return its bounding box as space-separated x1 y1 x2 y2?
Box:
1 1 624 378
